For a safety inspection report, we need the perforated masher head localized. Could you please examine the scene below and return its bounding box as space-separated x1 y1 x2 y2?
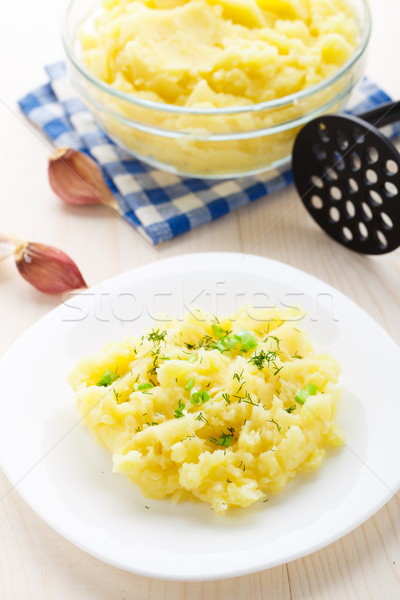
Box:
292 101 400 254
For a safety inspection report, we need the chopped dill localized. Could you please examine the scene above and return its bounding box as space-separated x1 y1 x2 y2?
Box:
233 369 244 382
268 418 281 432
242 394 258 407
184 342 196 350
147 329 167 343
236 381 245 393
222 393 231 405
195 412 209 426
249 349 279 371
264 335 280 347
174 400 185 419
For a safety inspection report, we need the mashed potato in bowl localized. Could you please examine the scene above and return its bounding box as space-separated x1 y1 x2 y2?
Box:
81 0 358 108
69 306 344 514
65 0 367 176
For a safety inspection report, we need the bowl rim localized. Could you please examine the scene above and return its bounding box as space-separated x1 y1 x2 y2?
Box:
62 0 372 117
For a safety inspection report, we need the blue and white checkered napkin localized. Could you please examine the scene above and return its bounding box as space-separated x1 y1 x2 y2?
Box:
19 62 400 245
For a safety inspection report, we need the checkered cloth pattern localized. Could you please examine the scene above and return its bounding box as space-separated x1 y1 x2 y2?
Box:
18 62 400 244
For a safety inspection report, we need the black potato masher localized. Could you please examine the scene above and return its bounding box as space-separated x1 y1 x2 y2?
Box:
292 100 400 254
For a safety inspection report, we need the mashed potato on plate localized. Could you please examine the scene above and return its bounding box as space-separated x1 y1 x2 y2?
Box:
69 306 343 514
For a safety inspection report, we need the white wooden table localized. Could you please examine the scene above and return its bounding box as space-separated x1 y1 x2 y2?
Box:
1 1 400 597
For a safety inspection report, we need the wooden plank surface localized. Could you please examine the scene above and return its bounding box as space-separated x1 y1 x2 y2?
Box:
1 0 400 597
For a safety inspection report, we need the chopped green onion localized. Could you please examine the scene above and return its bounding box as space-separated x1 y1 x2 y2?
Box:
209 433 234 447
295 383 318 405
225 337 240 350
234 330 258 353
185 377 195 391
217 434 234 447
96 370 118 387
305 383 318 396
188 355 197 364
138 383 152 390
212 324 227 339
190 389 210 405
295 389 308 405
214 340 228 352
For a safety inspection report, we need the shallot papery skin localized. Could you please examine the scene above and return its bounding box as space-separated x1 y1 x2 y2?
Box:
48 147 115 207
15 241 87 294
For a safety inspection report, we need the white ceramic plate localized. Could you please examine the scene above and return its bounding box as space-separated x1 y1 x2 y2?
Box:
0 253 399 581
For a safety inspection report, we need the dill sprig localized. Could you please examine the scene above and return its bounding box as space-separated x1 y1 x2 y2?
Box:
195 412 209 426
147 329 167 343
222 393 231 405
267 418 281 431
174 400 186 419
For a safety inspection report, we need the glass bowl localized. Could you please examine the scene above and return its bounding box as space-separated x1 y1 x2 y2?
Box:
63 0 371 179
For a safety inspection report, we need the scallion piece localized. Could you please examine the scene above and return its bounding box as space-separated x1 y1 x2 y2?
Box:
188 355 197 364
138 383 152 390
225 337 240 350
212 324 227 339
214 340 228 352
185 377 195 391
96 370 118 387
234 330 258 353
190 389 210 404
217 434 234 447
305 383 318 396
295 389 308 405
295 383 318 405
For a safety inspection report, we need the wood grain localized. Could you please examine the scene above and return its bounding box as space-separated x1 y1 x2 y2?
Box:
1 0 400 597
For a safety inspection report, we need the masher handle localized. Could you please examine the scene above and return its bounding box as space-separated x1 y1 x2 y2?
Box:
359 100 400 128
